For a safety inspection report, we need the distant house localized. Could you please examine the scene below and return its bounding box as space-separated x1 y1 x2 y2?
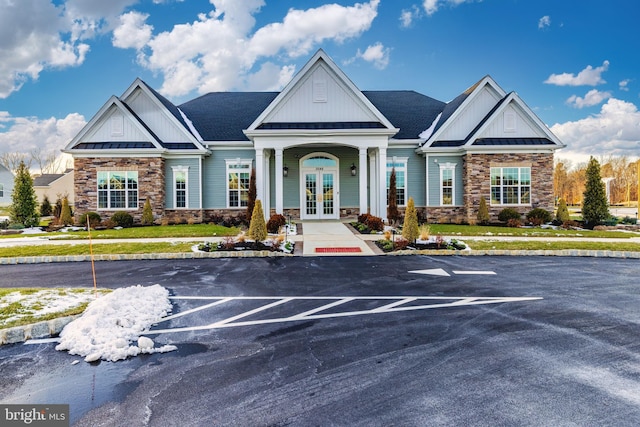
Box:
64 49 564 224
33 169 74 206
0 164 14 207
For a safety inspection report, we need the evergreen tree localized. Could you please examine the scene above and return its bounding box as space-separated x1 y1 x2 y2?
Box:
582 157 609 228
10 161 39 227
246 168 256 224
247 199 267 242
142 198 154 225
40 195 53 217
60 196 73 226
387 167 400 225
556 198 570 223
477 196 490 225
402 197 419 243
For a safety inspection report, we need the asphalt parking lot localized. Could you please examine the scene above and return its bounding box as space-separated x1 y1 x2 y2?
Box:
2 256 640 426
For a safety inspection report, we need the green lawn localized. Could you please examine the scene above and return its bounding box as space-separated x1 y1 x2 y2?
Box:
0 242 196 258
466 240 640 252
0 223 239 240
428 224 639 239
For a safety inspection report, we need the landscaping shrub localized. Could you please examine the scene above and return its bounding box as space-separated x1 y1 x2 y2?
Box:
365 215 384 232
402 197 419 242
498 208 521 223
476 196 490 225
0 219 9 230
142 198 154 225
526 208 552 226
555 198 570 224
621 216 638 225
358 213 371 224
111 211 134 228
247 200 267 241
59 197 73 226
506 218 522 228
78 212 101 228
266 214 286 234
40 196 53 217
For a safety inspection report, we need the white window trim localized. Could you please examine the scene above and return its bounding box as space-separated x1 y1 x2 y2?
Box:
387 157 408 207
439 162 456 206
490 166 532 206
172 166 189 209
97 170 138 211
225 159 253 208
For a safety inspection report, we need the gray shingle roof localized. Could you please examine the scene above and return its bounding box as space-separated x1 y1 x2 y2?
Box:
33 174 64 186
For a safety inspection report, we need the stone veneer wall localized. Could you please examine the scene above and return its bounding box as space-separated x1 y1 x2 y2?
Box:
74 157 165 223
463 152 555 223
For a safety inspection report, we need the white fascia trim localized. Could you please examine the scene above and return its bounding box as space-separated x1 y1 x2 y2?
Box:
204 141 254 149
65 150 165 158
465 146 559 154
244 128 398 139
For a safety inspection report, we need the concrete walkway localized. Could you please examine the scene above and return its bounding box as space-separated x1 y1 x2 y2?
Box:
298 221 377 256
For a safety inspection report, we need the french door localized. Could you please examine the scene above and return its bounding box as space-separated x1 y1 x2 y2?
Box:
302 170 337 219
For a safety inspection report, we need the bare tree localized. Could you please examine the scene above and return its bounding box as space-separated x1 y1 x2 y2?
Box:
0 152 32 173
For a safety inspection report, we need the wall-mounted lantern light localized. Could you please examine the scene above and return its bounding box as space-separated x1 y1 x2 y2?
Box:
350 163 357 176
283 165 289 177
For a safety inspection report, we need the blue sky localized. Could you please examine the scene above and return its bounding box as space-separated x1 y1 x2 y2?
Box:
1 0 639 168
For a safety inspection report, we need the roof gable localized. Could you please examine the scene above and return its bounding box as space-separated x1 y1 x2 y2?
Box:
246 49 398 136
65 96 164 151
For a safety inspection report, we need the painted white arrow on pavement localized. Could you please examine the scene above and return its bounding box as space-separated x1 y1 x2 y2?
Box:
408 269 450 276
409 269 496 276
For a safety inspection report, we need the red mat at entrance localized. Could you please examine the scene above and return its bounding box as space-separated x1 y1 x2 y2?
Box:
315 247 362 253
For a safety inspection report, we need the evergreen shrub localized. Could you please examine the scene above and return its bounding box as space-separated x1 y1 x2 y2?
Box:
111 211 134 228
498 208 521 223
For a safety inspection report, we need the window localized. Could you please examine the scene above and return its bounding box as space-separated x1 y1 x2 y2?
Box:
439 163 456 205
387 158 407 206
97 171 138 209
491 167 531 205
172 166 189 208
0 184 3 197
226 160 252 208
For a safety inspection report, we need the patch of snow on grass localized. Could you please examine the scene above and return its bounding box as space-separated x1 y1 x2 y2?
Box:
55 284 176 362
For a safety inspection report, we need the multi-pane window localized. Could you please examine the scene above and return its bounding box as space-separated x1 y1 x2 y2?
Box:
226 160 251 208
490 167 531 205
173 167 188 208
387 158 407 206
440 164 455 205
97 171 138 209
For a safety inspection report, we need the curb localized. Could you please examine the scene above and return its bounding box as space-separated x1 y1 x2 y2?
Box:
0 249 639 264
0 314 80 345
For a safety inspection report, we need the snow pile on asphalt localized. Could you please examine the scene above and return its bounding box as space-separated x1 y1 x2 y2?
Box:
55 284 176 362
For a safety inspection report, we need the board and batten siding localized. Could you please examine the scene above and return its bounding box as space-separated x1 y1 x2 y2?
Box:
85 107 148 142
202 148 254 209
426 155 464 206
388 148 426 207
438 87 502 141
127 90 192 143
164 158 201 209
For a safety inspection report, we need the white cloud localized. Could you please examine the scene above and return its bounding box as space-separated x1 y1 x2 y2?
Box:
619 79 631 91
0 112 86 157
538 15 551 29
353 43 391 69
112 12 153 50
551 98 640 159
566 89 612 108
422 0 476 16
128 0 380 97
544 60 609 86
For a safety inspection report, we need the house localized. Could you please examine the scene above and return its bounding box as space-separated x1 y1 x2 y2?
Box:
64 49 564 225
33 169 75 207
0 164 14 207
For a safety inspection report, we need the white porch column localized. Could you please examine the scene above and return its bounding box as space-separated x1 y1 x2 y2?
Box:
369 151 378 216
263 150 271 219
275 148 284 214
358 147 368 216
378 147 388 223
255 148 265 213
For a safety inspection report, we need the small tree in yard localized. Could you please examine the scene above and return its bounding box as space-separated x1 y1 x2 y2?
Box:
40 195 52 217
556 198 570 223
247 199 267 242
582 156 609 228
402 197 419 243
476 196 490 225
387 167 400 225
59 196 73 225
246 168 256 224
10 160 39 227
142 198 154 225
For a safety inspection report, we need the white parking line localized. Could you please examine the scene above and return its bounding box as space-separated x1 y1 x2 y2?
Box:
150 295 542 334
